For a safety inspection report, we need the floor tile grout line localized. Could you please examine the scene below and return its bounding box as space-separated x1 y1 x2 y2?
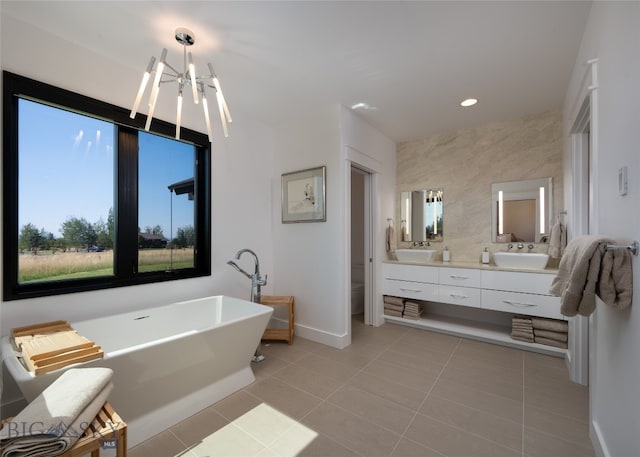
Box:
387 336 462 457
522 350 526 457
274 326 414 457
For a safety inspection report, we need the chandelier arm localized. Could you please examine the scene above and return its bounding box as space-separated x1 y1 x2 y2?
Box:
162 61 181 77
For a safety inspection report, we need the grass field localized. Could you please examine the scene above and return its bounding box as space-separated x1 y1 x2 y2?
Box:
18 249 194 283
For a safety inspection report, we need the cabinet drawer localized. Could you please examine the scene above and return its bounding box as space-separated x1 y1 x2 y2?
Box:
481 270 555 295
439 267 481 288
481 289 564 320
438 285 481 308
384 263 438 283
383 279 438 302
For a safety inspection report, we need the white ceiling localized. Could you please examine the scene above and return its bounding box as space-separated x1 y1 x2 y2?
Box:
2 1 592 143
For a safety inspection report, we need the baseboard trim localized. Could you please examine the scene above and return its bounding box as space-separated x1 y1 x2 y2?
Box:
294 322 349 349
590 419 609 457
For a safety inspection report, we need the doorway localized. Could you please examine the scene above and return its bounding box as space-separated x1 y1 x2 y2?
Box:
350 166 373 326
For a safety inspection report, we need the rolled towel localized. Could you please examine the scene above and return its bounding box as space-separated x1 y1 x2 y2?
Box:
0 367 114 457
531 317 568 333
534 329 568 343
383 296 405 306
384 309 403 317
535 337 568 349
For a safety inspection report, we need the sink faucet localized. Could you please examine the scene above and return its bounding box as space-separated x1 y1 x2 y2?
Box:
412 241 431 248
227 249 267 303
517 243 524 250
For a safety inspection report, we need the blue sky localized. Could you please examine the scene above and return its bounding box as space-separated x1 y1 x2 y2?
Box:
18 99 194 239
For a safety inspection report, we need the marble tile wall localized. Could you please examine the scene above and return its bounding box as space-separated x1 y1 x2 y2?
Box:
396 110 563 263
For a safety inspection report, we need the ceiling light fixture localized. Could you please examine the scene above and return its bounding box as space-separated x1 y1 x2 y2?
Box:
130 27 231 142
460 98 478 107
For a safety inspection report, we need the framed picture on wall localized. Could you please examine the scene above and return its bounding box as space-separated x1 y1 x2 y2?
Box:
281 166 326 223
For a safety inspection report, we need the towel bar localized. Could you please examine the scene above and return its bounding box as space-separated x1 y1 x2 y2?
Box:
604 240 638 256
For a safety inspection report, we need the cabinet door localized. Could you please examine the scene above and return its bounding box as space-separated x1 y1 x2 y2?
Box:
383 279 439 302
439 267 481 288
481 289 564 320
481 270 555 295
384 263 438 283
438 285 481 308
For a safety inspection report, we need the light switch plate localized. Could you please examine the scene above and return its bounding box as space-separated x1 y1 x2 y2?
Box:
618 166 628 196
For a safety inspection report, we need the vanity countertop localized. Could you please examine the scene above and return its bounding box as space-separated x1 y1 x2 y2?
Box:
383 258 559 275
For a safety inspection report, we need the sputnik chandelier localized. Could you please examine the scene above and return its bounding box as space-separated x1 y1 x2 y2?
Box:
130 27 231 142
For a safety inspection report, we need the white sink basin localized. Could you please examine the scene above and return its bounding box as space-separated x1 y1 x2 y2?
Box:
395 249 438 263
493 252 549 270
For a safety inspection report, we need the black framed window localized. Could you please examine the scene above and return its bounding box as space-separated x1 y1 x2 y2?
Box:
3 71 211 301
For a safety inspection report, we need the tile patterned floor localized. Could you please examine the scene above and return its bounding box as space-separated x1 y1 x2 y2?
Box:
129 318 594 457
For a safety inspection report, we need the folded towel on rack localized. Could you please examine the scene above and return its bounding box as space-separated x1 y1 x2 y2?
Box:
384 303 404 312
531 317 568 333
597 247 633 311
549 235 615 316
384 309 403 317
511 333 534 343
534 337 568 349
534 329 568 342
511 329 534 339
386 224 397 259
548 221 567 259
383 296 405 306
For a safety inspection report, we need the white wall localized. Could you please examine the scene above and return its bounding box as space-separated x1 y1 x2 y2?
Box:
563 2 640 456
1 13 275 409
269 106 346 346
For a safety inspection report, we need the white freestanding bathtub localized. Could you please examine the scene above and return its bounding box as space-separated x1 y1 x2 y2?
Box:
1 295 273 447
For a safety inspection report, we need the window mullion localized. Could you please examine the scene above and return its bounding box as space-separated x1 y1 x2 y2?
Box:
115 126 139 278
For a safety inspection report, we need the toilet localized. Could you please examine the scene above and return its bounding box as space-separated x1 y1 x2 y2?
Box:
351 264 365 315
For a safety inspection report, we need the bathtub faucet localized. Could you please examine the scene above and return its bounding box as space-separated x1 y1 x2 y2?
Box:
227 249 268 363
227 249 267 303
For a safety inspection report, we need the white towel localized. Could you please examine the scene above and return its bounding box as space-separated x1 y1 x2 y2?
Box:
386 225 397 260
549 235 614 316
548 221 566 259
1 368 114 457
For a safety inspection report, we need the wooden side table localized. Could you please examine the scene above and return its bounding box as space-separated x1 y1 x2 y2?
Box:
60 402 127 457
260 295 295 344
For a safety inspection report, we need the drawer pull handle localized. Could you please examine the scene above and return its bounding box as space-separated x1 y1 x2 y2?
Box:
449 275 469 280
399 288 422 293
450 293 469 299
503 300 536 307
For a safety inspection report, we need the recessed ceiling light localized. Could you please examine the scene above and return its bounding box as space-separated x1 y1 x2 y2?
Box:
460 98 478 107
351 102 377 111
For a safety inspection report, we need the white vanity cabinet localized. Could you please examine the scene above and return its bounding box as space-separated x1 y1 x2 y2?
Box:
481 270 564 320
382 262 566 356
438 268 481 307
383 263 438 302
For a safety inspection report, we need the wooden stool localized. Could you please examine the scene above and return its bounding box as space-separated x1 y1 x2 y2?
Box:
260 295 295 344
60 402 127 457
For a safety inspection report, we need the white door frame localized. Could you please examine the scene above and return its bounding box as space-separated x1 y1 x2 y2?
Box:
567 58 600 386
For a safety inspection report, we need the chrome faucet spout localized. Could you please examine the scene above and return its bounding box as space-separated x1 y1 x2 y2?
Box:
233 248 260 277
226 260 252 279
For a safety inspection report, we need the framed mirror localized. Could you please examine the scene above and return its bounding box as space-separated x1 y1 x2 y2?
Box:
491 177 552 243
400 188 443 242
